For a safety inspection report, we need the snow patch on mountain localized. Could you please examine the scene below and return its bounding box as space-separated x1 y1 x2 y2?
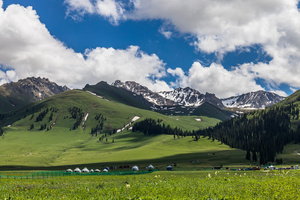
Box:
222 91 285 109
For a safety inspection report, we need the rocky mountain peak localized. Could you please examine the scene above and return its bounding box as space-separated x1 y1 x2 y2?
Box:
112 80 284 110
112 80 176 106
221 90 285 109
159 87 224 108
1 77 69 101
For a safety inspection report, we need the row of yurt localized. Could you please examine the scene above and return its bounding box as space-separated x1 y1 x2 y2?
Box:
66 164 159 173
132 165 155 171
67 167 103 173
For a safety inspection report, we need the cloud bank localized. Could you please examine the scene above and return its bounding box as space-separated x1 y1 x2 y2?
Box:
1 0 300 98
64 0 300 97
0 2 170 92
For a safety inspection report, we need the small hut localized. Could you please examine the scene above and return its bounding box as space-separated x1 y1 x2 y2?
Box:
94 169 101 173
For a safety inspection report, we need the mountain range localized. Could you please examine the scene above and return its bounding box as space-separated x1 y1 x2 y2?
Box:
0 77 285 115
112 80 284 110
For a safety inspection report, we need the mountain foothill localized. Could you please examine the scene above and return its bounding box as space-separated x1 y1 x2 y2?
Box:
1 76 299 166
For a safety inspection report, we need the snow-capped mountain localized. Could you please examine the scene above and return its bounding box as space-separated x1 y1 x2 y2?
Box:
221 90 285 109
112 80 176 106
158 87 224 108
112 81 285 110
113 80 224 108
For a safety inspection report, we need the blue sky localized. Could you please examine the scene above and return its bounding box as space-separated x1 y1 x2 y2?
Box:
1 0 300 98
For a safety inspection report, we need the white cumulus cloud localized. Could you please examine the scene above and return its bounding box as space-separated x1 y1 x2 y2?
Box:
0 3 170 92
168 62 265 98
65 0 124 24
64 0 300 97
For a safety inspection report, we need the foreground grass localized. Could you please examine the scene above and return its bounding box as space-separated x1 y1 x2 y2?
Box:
1 170 300 199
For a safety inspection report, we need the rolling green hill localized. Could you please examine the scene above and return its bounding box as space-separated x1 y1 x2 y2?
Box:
0 89 244 168
83 81 152 110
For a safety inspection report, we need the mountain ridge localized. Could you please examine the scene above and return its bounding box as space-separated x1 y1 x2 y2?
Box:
0 77 69 113
221 90 285 109
112 80 284 110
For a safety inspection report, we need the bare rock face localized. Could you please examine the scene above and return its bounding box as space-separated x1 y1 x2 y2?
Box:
0 77 69 101
0 77 70 113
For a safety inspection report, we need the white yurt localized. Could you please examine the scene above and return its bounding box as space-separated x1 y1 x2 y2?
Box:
82 167 89 173
147 165 154 171
66 169 73 173
132 165 139 171
74 167 81 173
90 169 94 173
103 168 108 172
94 169 101 173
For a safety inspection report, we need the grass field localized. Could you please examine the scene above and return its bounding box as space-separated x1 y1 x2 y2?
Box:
0 127 250 169
1 170 300 199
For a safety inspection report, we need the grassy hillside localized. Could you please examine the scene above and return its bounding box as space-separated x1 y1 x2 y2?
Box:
0 93 31 113
0 89 241 168
193 102 232 121
0 128 248 168
2 89 222 131
83 81 151 110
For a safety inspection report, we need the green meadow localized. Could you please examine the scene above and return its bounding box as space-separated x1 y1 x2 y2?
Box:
1 90 300 169
0 90 300 200
1 170 300 199
0 128 249 168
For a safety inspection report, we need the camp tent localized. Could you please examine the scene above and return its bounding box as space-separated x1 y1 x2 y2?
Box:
103 169 108 172
82 167 89 173
147 165 154 171
94 169 101 173
132 166 139 171
74 168 81 173
66 169 73 173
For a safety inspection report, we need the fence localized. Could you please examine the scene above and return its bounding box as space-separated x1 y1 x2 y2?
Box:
0 170 158 179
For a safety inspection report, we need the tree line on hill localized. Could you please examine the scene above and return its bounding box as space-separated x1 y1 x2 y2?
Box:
132 118 194 138
199 102 300 164
132 103 300 164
